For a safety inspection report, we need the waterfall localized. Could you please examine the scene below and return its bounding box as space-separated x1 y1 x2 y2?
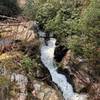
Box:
39 31 87 100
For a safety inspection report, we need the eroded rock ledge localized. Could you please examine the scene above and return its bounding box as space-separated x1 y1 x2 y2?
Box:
54 45 100 100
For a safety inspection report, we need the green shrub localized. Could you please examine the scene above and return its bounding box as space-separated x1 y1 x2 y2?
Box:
23 0 99 61
21 56 33 73
22 0 36 19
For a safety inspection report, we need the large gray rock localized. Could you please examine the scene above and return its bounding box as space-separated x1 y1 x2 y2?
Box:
11 73 28 100
32 80 63 100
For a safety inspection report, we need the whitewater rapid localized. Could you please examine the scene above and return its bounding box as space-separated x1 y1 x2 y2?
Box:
39 31 87 100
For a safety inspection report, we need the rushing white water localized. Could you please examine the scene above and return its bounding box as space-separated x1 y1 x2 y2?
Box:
39 31 87 100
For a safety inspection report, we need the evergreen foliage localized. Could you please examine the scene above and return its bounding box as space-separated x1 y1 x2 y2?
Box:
23 0 100 61
0 0 20 16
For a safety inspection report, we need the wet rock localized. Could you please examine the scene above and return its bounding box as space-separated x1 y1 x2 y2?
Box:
70 61 91 93
54 45 68 62
61 50 72 66
57 67 75 92
56 49 90 97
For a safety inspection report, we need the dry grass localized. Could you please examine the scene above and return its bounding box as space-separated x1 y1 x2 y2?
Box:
0 51 23 70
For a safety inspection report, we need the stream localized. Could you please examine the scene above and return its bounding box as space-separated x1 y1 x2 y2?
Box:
39 31 87 100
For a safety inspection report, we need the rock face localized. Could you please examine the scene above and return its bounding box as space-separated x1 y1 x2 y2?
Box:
0 21 37 42
11 73 28 100
61 50 72 66
59 50 100 99
32 80 63 100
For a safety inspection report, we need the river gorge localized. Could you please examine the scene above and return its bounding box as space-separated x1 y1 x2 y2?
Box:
39 31 87 100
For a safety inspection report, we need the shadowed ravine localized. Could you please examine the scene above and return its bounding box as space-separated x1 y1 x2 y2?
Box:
39 31 87 100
